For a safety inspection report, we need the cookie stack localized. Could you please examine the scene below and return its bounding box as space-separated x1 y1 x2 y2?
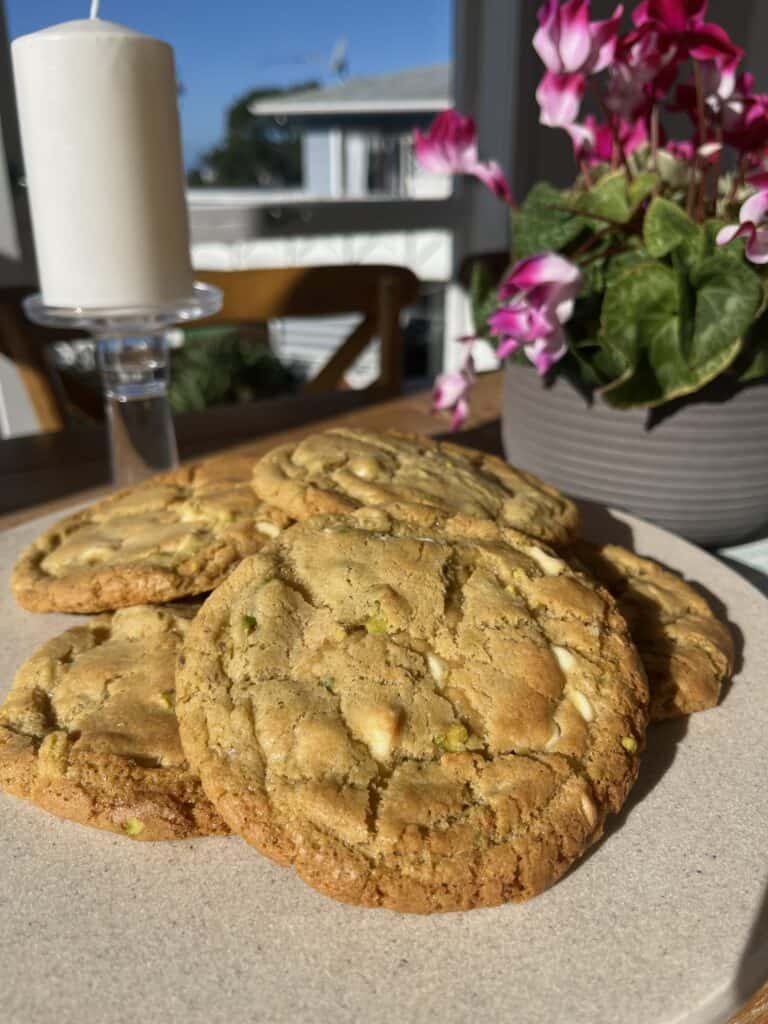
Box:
1 430 733 913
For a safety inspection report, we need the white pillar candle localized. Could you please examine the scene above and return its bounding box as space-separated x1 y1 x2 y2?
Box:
12 17 193 310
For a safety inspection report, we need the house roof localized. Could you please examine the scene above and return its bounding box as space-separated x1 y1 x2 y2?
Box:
248 64 451 116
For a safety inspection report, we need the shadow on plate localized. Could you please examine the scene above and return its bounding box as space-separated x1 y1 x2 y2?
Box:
734 881 768 1012
575 499 636 550
580 715 690 871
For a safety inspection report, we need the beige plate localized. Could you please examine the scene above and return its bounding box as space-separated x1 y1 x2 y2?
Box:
0 502 766 1024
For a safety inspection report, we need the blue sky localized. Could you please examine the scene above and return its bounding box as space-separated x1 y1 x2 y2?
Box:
7 0 452 168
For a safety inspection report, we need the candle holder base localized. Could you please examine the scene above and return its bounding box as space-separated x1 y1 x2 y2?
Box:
24 282 222 489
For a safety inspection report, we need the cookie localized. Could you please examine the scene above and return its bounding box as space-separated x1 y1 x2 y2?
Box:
12 454 292 613
177 508 648 913
0 604 228 840
251 429 578 545
569 542 734 721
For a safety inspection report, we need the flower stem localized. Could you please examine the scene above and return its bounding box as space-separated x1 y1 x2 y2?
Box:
570 224 614 259
579 243 631 266
580 160 595 188
589 80 634 181
692 62 708 223
650 105 660 172
546 203 629 229
726 154 749 210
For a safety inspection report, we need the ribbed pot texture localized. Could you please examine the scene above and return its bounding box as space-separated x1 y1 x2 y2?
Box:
501 361 768 547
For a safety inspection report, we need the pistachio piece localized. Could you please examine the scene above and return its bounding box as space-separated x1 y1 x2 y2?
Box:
365 616 388 635
621 735 638 754
123 818 145 837
436 723 469 753
241 614 257 633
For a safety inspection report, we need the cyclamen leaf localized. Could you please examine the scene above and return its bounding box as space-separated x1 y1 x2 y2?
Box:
643 197 701 259
628 172 659 210
470 259 502 339
687 254 762 367
571 170 631 225
512 182 585 259
598 262 680 404
598 254 760 408
737 340 768 382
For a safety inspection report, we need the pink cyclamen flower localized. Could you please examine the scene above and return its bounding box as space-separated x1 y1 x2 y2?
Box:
633 0 742 64
716 190 768 264
432 339 476 430
607 25 679 119
633 0 705 32
488 253 581 375
720 74 768 154
536 71 586 129
413 110 513 203
567 114 648 165
664 139 695 161
534 0 623 76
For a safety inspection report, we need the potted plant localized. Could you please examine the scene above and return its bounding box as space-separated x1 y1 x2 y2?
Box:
415 0 768 546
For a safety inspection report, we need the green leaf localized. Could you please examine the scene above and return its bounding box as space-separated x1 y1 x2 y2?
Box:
512 182 585 259
598 253 761 408
737 341 768 382
687 254 762 366
571 170 631 225
604 248 651 287
598 262 681 404
628 172 659 211
469 259 502 338
643 197 701 259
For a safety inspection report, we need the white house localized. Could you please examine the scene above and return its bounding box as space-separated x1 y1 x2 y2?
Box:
247 64 452 200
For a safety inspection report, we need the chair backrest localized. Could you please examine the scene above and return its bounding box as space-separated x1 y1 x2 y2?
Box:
0 286 73 433
197 265 420 395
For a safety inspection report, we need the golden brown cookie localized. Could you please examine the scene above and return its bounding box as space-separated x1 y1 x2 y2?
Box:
569 542 734 721
251 429 578 545
177 508 647 913
12 455 292 613
0 604 228 840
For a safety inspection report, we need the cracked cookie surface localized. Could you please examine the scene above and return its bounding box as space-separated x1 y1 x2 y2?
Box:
251 429 579 546
177 508 647 913
570 542 734 721
0 604 228 840
12 454 292 613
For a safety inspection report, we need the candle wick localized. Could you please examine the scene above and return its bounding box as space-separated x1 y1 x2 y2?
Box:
89 0 100 18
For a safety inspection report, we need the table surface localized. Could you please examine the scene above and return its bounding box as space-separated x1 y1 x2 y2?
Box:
1 372 766 1024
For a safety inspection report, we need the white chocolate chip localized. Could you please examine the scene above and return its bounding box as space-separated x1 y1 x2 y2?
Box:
568 689 595 722
256 521 281 538
544 721 561 751
552 645 577 673
348 456 381 481
526 546 565 576
426 652 447 685
359 706 402 761
581 793 598 829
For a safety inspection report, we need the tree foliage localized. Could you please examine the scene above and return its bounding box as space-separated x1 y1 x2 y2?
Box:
187 81 319 188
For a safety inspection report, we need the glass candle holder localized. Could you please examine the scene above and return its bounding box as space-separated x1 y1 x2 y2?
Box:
23 282 222 488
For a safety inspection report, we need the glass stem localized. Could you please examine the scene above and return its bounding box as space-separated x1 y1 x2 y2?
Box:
96 330 179 488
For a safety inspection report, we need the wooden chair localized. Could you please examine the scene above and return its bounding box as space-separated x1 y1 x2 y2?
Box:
197 265 421 397
0 286 95 433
